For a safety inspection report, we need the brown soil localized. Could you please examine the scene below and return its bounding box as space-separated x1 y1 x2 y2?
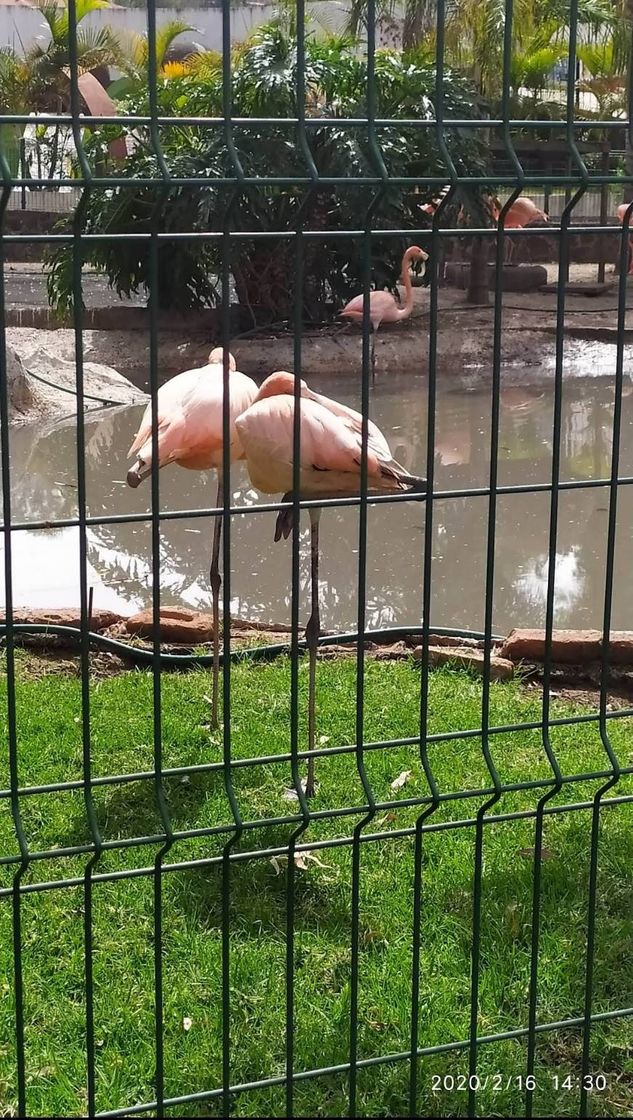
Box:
7 264 633 403
6 629 633 714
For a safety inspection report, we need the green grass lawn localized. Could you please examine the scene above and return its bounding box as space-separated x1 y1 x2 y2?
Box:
1 654 633 1117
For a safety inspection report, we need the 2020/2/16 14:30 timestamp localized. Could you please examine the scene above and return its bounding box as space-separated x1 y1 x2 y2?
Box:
431 1074 608 1093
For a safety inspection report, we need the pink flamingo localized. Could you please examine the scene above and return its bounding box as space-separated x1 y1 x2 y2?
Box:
127 346 257 729
235 370 426 795
502 197 547 263
420 186 451 216
452 193 546 262
340 245 429 382
616 204 633 275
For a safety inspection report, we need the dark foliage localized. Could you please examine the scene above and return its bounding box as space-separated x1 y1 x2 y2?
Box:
47 26 490 322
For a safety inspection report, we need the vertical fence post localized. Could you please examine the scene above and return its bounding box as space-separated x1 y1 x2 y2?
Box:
0 126 29 1120
598 143 609 285
19 139 26 211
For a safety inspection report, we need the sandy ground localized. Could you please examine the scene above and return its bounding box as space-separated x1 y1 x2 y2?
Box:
4 263 145 309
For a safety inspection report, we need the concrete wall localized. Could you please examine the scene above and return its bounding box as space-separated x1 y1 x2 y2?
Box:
0 2 351 54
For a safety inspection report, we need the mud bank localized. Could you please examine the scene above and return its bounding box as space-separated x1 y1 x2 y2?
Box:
6 319 630 406
6 268 633 419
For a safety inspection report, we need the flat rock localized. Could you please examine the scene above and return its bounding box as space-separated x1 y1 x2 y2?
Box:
126 607 214 644
540 282 614 297
12 345 146 422
6 345 37 416
428 632 483 649
501 628 633 665
373 641 408 660
444 262 548 292
0 607 121 631
413 645 514 680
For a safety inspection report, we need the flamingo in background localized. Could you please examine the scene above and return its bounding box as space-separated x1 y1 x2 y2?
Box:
420 190 547 264
235 371 426 796
126 346 257 729
420 186 451 217
340 245 429 383
616 204 633 275
501 197 548 263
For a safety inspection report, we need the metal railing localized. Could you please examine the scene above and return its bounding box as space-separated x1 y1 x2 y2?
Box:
0 0 632 1117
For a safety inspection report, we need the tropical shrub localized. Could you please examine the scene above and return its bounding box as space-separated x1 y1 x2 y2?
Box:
46 25 490 322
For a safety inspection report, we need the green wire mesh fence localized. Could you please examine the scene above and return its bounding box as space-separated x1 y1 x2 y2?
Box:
1 0 633 1115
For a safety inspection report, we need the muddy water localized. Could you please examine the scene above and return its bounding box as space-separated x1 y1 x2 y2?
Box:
2 368 632 636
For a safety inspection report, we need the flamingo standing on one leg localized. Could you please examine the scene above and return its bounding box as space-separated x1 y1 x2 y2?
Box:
339 245 428 384
235 371 426 796
126 347 257 729
616 204 633 275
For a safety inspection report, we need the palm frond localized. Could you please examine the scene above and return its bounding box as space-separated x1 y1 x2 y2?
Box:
344 0 396 38
75 25 123 68
154 19 195 70
122 19 194 78
34 1 65 40
75 0 110 21
181 50 222 80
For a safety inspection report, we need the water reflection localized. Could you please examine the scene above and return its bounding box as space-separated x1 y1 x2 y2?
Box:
2 370 632 635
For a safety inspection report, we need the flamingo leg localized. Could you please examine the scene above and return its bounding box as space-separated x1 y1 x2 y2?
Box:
370 326 377 386
304 508 321 797
209 472 223 731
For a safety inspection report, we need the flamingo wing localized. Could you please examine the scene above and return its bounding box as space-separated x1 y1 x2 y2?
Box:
304 387 391 460
340 290 397 326
236 395 417 495
340 293 364 317
169 369 257 464
128 365 211 458
129 366 257 464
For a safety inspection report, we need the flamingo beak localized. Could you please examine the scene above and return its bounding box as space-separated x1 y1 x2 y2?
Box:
126 458 151 488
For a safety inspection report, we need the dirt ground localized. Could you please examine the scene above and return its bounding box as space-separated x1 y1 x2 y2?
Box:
7 620 633 715
4 259 633 428
5 262 633 399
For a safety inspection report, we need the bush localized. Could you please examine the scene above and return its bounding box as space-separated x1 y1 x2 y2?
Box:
46 26 490 323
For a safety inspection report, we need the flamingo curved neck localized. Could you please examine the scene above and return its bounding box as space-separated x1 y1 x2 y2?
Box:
397 251 416 319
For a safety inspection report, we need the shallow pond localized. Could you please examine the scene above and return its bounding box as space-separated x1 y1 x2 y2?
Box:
2 366 632 637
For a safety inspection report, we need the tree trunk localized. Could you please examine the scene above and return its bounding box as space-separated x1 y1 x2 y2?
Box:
625 126 633 206
402 0 426 50
624 145 633 203
466 236 490 304
233 247 297 326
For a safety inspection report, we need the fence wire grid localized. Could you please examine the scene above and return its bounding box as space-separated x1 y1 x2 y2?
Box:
1 0 633 1116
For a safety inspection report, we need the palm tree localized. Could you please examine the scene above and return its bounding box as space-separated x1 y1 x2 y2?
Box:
346 0 436 47
508 26 568 103
346 0 621 96
577 40 627 115
5 0 123 186
0 48 33 176
447 0 621 99
110 19 195 97
26 0 122 111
